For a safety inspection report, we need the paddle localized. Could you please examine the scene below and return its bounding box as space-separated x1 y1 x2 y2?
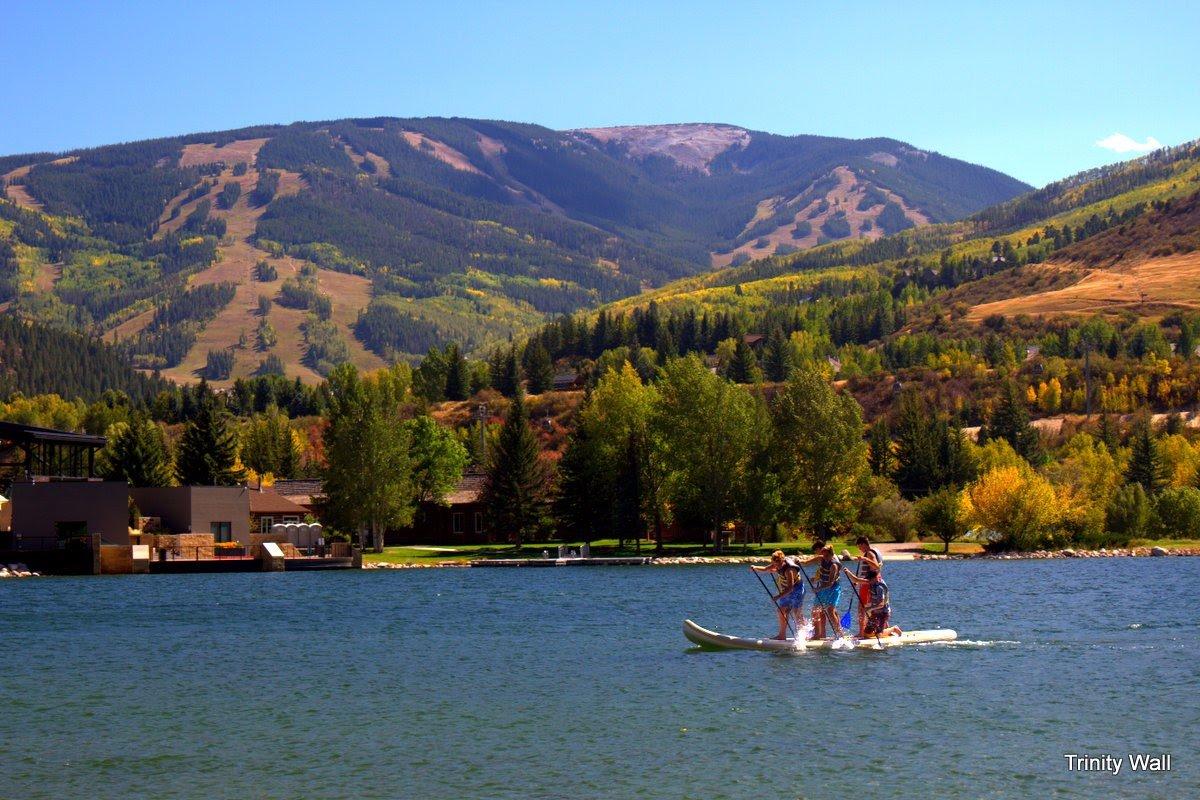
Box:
751 567 797 639
839 551 857 631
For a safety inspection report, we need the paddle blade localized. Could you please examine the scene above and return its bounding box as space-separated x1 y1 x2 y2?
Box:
840 609 852 630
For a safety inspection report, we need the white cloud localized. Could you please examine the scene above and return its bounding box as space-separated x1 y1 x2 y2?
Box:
1095 132 1162 154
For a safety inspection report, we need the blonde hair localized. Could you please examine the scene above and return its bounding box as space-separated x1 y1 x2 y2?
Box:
771 550 786 563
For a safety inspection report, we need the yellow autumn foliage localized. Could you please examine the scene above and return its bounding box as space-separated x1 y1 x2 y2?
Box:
959 466 1065 550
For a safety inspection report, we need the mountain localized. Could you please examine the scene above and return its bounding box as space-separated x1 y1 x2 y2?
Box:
596 138 1200 321
521 138 1200 426
0 117 1028 385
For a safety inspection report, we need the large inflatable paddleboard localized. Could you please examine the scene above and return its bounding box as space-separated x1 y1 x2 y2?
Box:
683 619 957 651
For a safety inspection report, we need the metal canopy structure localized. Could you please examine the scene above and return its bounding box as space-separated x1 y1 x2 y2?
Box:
0 421 106 483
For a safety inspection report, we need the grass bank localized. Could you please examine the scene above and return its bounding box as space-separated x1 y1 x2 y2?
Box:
362 537 1200 566
363 538 858 566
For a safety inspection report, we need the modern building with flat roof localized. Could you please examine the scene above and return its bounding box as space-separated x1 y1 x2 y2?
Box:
131 486 251 544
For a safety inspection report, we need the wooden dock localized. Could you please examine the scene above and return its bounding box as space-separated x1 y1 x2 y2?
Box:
470 557 652 568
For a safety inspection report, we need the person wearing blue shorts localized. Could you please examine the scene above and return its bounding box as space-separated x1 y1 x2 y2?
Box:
751 550 805 640
804 544 844 639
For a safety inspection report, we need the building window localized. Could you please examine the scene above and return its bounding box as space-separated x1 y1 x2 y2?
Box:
211 522 233 542
260 517 274 534
452 512 464 534
474 512 484 534
54 521 88 542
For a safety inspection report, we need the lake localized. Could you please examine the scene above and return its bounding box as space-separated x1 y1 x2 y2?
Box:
1 559 1197 799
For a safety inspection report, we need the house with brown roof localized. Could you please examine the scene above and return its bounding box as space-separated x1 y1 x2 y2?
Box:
742 333 767 349
386 470 489 545
247 487 309 535
271 479 324 515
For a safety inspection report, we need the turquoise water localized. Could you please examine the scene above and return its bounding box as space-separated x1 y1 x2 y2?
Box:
1 559 1197 799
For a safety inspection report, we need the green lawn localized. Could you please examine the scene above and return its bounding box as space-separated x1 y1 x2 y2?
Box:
918 541 985 556
363 538 851 566
1127 538 1200 550
363 536 1199 565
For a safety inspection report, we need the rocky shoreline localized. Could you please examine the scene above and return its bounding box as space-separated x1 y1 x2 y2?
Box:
915 546 1200 560
1 563 41 578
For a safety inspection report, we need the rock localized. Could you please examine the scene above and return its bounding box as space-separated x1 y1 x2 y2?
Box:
1150 546 1168 557
1062 549 1077 558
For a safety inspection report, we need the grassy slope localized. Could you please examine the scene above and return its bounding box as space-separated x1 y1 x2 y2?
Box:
608 150 1200 321
109 139 384 385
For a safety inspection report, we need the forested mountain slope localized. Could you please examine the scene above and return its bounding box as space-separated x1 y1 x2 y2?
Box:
518 138 1200 428
0 117 1026 385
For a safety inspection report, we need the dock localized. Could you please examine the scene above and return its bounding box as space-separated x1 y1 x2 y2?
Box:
470 556 652 568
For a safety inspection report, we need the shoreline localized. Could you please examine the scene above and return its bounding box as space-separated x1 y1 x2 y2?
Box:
363 546 1200 569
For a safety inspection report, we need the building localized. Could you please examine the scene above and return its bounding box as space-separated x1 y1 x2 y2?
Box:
272 478 325 515
131 486 251 545
248 487 308 534
0 421 106 484
386 471 488 545
9 480 130 547
552 371 582 391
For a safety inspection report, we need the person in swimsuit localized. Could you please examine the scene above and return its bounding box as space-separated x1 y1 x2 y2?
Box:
845 564 902 637
801 544 843 639
751 550 805 640
850 536 883 636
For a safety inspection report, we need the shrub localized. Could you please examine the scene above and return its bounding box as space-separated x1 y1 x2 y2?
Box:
960 466 1064 551
255 260 278 281
917 487 968 553
1104 483 1152 545
1152 486 1200 539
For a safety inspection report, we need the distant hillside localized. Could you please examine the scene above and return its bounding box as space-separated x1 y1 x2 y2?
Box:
0 315 168 402
0 117 1027 385
530 137 1200 361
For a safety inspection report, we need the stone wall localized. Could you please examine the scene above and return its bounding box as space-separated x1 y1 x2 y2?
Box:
99 545 133 574
141 532 219 559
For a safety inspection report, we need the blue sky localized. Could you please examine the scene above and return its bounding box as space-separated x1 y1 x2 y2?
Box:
4 1 1197 186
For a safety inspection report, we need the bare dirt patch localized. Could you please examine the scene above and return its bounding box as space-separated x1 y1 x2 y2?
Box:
713 166 929 267
400 132 482 174
967 253 1200 321
178 138 269 168
117 157 367 385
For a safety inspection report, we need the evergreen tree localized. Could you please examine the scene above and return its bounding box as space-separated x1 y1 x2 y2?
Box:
1179 318 1196 360
100 414 173 487
763 327 793 382
1098 413 1120 452
482 392 550 545
554 426 609 542
175 384 245 486
867 418 894 477
523 343 554 394
444 343 470 401
496 346 522 397
1125 418 1167 495
982 381 1041 463
727 338 762 384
